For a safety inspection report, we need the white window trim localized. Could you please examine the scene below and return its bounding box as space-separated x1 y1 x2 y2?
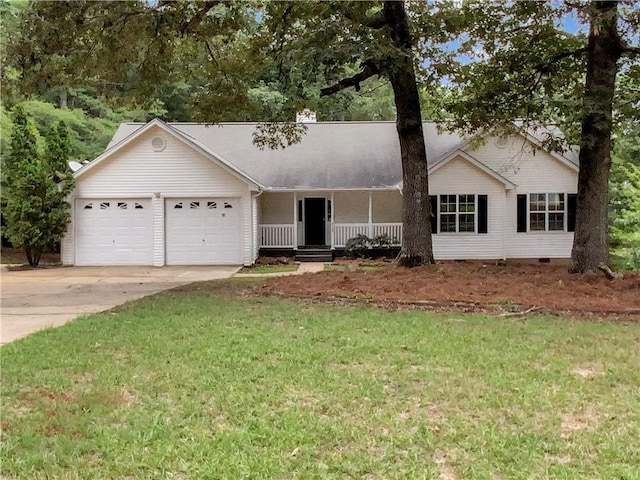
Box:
437 194 478 234
527 193 567 233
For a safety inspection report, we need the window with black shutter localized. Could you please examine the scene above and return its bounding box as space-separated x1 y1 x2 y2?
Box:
567 194 577 232
478 195 488 234
517 194 527 232
430 195 438 234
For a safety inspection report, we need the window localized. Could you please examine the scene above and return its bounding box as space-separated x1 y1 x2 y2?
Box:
134 202 144 209
224 202 233 209
117 202 128 209
207 201 217 209
174 202 183 209
83 203 93 210
438 194 476 233
190 201 200 209
439 195 458 232
517 193 575 232
530 193 565 231
431 195 488 234
100 202 110 210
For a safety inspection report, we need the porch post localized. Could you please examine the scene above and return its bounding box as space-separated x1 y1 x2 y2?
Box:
368 191 373 238
293 192 298 248
330 192 335 248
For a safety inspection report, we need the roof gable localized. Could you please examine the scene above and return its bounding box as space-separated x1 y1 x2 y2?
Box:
75 119 262 189
429 150 517 190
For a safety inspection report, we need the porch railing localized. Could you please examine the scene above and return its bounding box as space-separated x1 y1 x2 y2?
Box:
259 224 294 247
373 223 403 245
259 222 403 248
333 223 402 247
333 224 369 247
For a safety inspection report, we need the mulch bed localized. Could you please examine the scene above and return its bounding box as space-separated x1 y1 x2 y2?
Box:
261 261 640 321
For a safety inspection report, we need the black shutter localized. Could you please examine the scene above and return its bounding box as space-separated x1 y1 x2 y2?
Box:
298 200 303 222
567 193 577 232
517 194 527 232
430 195 438 234
478 195 488 234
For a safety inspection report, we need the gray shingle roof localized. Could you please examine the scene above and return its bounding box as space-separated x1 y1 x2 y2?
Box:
108 121 464 190
107 120 578 190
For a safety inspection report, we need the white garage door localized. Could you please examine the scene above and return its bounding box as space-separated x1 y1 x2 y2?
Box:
165 198 242 265
75 199 153 265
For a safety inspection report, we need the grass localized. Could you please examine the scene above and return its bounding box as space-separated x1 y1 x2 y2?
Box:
238 263 299 274
2 280 639 479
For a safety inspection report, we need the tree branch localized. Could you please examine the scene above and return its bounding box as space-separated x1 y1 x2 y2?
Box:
534 47 586 73
335 4 386 29
180 0 223 35
621 45 640 57
320 61 380 97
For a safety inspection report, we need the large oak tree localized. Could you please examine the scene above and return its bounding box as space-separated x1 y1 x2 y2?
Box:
444 0 639 272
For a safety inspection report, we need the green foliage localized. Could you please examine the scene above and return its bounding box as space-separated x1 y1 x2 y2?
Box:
610 131 640 270
2 107 74 266
18 100 120 161
345 233 398 258
345 234 371 258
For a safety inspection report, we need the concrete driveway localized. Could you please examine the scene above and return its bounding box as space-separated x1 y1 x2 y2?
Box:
0 265 239 344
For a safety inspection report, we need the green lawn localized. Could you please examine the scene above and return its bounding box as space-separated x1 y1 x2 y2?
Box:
238 263 299 274
2 280 639 479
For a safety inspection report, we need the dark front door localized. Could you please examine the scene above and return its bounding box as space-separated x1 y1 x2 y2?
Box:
304 198 326 246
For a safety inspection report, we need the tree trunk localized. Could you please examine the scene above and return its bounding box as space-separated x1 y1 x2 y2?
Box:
383 1 434 267
25 246 41 266
571 1 622 273
59 87 68 109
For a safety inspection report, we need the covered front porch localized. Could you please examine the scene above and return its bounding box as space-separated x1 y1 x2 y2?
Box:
258 190 403 251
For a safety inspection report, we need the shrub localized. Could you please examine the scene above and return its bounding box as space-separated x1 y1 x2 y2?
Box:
345 234 398 259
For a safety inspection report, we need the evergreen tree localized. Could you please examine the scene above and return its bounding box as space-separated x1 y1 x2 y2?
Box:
2 107 74 266
44 120 72 182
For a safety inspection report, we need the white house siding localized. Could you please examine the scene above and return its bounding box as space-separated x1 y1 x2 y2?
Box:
371 190 403 223
67 126 253 265
60 202 75 265
152 196 164 267
466 136 577 258
430 156 506 260
333 191 369 223
260 192 293 224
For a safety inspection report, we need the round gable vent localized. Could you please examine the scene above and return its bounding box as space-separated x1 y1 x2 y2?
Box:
151 136 166 152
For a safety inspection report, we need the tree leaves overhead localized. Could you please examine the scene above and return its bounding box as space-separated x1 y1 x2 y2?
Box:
441 0 638 147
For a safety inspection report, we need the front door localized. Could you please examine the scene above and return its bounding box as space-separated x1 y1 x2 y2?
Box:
304 198 326 246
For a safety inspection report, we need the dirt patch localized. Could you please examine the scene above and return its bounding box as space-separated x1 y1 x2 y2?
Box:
560 409 600 439
261 261 640 320
571 363 605 379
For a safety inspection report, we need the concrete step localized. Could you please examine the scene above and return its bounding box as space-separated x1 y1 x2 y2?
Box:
295 250 333 262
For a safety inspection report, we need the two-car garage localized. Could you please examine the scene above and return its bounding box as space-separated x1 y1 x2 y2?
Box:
73 197 243 266
62 120 259 267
